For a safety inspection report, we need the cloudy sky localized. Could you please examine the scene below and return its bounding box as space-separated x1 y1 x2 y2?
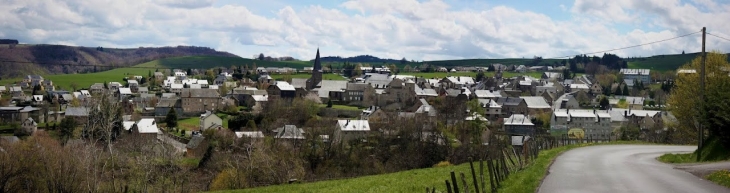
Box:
1 0 729 61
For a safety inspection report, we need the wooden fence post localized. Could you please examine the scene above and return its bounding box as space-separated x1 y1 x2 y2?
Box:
460 172 469 193
451 171 460 193
469 157 480 193
445 180 453 193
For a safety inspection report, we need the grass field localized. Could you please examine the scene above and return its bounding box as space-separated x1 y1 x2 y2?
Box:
269 73 346 81
0 67 151 90
136 56 312 70
399 71 543 79
319 104 363 110
706 170 730 188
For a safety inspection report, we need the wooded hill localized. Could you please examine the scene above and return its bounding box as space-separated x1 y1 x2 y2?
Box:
0 44 238 78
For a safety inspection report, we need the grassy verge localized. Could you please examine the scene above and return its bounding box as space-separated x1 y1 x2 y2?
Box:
319 104 363 110
657 136 730 164
706 170 730 188
212 141 646 193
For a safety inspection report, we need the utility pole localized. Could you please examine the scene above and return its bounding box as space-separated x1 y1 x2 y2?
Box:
698 27 706 160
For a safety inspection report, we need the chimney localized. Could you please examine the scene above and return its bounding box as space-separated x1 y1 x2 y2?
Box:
624 111 628 117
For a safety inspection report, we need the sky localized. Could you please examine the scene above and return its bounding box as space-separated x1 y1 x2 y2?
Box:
1 0 729 61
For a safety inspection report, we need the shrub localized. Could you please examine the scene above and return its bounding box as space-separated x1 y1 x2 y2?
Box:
433 161 452 168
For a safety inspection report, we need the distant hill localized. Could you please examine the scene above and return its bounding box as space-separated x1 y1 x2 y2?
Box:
136 56 312 69
320 55 405 64
0 44 238 78
627 52 730 71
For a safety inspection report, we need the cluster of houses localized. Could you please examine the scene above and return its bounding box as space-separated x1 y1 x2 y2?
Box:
1 48 669 151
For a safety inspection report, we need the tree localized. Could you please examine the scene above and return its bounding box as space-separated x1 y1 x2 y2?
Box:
475 71 485 82
562 69 571 80
187 68 193 76
246 120 257 130
326 99 333 108
258 53 264 60
403 65 412 73
389 64 398 74
165 108 178 129
669 52 730 147
599 97 610 110
622 84 630 96
59 117 77 145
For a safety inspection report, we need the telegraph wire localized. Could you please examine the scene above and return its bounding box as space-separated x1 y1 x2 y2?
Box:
707 32 730 42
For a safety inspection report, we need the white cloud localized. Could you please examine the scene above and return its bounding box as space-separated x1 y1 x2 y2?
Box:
0 0 728 61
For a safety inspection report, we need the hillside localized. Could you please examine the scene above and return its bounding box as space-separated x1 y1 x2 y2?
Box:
0 44 238 78
136 56 311 69
627 52 730 71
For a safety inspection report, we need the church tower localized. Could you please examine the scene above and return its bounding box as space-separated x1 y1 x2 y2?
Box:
307 48 323 90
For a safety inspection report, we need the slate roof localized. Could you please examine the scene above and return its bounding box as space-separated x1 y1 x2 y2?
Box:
520 96 551 109
235 131 265 138
138 87 149 92
291 78 308 88
314 80 347 98
496 97 524 106
346 83 370 91
181 88 219 98
274 125 306 139
90 83 105 90
156 98 180 108
65 107 90 116
337 120 370 131
118 88 132 95
504 114 534 126
186 135 206 149
474 90 502 98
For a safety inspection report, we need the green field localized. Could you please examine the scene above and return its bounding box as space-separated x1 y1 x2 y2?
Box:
269 73 346 81
0 67 152 90
399 71 543 79
423 58 563 68
137 56 312 70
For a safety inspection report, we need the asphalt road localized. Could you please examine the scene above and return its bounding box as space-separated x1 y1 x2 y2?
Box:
538 145 730 193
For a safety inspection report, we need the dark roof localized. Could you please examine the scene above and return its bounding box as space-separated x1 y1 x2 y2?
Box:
274 125 305 139
156 98 180 108
496 97 525 106
181 88 219 98
346 83 370 91
186 135 206 149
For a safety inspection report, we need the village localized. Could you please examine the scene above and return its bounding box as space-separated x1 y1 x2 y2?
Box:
0 49 685 191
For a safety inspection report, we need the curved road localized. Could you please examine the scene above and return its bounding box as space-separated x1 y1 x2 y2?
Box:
539 145 730 193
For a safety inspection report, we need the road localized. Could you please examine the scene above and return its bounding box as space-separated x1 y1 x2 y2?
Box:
538 145 730 193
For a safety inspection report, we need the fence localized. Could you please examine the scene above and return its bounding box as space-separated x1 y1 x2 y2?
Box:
432 134 607 193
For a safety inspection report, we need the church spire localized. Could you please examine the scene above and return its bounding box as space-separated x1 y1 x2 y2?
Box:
314 48 322 72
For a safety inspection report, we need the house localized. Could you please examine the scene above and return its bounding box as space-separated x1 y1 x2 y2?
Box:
551 109 612 139
10 86 24 98
20 117 38 136
503 114 534 136
132 118 160 139
200 111 223 131
520 96 552 115
197 80 209 88
108 82 122 93
274 125 305 140
620 69 651 83
625 96 645 110
154 72 165 80
335 120 370 143
181 88 221 114
65 107 89 125
478 99 502 119
334 83 376 107
23 75 44 88
243 94 268 111
542 72 563 81
0 86 5 93
186 134 209 158
155 97 183 117
235 131 265 139
440 76 475 89
473 90 502 100
32 95 44 105
117 88 133 101
569 84 590 93
90 83 105 94
128 80 139 93
267 81 296 100
590 83 603 94
138 87 149 94
171 83 186 95
376 78 417 109
214 75 227 86
495 97 528 117
559 95 581 109
175 71 187 80
515 65 527 73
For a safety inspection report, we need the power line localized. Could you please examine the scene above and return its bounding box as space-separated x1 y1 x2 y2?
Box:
707 32 730 42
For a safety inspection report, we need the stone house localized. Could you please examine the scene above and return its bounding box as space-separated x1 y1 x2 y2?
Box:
377 78 417 109
186 134 209 158
128 80 139 93
334 120 370 144
155 97 183 117
478 99 502 120
337 83 376 107
181 88 221 114
590 83 603 95
495 97 528 117
552 109 612 139
89 83 105 94
267 81 296 101
131 118 160 140
154 72 164 80
243 94 268 111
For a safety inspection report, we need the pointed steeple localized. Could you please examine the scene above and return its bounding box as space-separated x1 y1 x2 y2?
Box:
314 48 322 72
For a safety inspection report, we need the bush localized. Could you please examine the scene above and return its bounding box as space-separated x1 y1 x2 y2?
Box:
433 161 452 168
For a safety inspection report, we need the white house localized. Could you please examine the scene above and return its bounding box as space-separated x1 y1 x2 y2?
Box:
170 84 184 94
133 118 160 137
200 111 223 131
335 120 370 143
